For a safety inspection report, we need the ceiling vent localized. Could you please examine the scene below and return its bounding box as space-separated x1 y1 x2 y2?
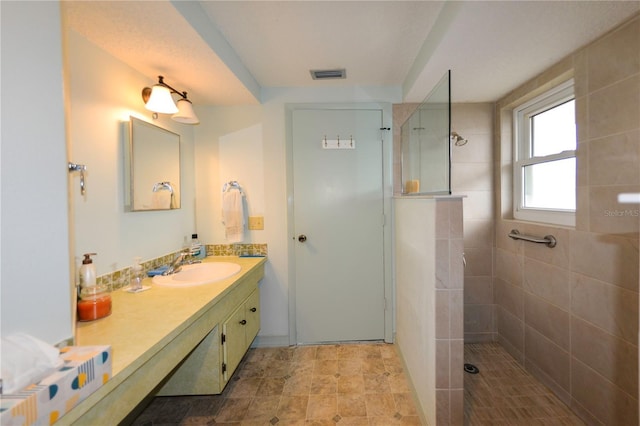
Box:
310 69 346 80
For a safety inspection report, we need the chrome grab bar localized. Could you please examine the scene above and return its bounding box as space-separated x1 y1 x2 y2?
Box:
508 229 557 248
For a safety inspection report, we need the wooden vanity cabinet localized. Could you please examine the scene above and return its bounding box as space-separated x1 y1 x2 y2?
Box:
158 270 261 396
221 288 260 386
63 258 266 425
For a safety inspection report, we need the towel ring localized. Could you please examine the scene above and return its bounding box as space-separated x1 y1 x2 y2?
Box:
222 180 245 195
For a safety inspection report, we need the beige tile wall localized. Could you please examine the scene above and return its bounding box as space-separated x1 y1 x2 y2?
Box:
394 196 465 425
393 103 496 344
495 13 639 425
392 16 639 424
451 104 495 343
435 198 465 426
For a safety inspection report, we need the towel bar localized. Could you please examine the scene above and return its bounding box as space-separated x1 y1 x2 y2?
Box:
153 181 174 194
508 229 557 248
68 162 87 195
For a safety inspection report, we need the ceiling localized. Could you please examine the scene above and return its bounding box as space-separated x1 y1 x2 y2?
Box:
63 1 639 105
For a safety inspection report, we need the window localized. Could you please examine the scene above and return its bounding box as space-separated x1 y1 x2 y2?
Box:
513 80 576 226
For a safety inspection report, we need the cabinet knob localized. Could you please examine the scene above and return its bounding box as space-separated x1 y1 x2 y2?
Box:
250 307 257 312
239 319 247 325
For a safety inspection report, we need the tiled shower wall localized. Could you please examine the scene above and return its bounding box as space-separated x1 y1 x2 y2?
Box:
394 196 464 425
495 13 639 425
393 103 496 343
451 104 495 342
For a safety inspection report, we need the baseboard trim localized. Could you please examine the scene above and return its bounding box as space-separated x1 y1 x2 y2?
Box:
251 335 291 348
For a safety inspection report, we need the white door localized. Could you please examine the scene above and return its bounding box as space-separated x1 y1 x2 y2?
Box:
293 108 385 344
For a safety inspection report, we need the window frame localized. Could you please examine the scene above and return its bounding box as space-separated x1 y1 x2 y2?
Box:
513 79 576 227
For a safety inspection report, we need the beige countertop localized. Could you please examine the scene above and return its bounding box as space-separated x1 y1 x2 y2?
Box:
65 255 266 424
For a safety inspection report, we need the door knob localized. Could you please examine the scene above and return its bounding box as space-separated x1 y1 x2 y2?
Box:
298 234 307 243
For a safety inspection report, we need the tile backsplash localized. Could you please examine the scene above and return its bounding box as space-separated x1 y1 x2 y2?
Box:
96 243 267 290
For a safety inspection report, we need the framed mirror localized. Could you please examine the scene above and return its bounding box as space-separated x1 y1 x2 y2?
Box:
125 116 181 211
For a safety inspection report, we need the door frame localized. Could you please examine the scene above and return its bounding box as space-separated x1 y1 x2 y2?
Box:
285 103 394 345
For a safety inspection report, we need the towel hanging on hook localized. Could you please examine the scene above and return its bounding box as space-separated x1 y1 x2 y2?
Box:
221 180 244 243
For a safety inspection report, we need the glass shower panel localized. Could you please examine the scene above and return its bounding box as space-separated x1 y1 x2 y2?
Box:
401 70 451 195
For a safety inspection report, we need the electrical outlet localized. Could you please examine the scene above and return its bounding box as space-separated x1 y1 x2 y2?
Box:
248 216 264 230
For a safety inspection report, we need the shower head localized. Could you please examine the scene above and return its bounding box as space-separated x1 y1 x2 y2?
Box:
451 132 468 146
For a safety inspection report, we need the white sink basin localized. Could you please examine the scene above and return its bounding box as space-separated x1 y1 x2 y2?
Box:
152 262 241 287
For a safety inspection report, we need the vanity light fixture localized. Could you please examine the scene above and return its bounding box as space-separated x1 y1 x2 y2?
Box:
141 76 200 124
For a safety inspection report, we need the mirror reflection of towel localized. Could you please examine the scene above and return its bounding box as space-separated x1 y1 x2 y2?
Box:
151 191 171 209
222 189 244 243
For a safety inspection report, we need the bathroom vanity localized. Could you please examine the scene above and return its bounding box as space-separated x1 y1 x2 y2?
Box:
59 256 265 425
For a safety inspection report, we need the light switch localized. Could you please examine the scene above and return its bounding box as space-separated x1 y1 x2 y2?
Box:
248 216 264 230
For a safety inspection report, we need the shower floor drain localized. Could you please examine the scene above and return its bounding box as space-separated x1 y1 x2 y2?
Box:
464 363 480 374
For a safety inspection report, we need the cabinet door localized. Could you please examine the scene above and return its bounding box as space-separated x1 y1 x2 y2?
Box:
245 289 260 345
222 303 247 384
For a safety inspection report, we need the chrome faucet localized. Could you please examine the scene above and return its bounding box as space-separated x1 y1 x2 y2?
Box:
162 252 188 276
162 249 202 276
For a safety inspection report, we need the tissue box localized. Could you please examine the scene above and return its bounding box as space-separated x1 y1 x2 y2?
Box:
0 345 111 426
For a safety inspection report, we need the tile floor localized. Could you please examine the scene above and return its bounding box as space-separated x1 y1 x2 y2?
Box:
132 342 421 425
464 342 584 425
132 342 585 425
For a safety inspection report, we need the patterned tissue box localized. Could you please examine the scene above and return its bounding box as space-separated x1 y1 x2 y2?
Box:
0 345 111 425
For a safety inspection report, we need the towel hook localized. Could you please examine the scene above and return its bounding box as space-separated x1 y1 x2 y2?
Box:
68 162 87 195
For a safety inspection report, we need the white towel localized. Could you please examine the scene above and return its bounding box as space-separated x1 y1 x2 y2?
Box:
222 189 244 243
151 191 171 209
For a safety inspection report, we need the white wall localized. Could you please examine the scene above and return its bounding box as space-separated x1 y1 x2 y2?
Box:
194 104 290 340
394 197 437 425
195 87 400 342
1 2 73 345
3 2 401 345
65 30 196 277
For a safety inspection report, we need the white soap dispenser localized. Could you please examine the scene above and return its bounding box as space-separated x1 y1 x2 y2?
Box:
79 253 97 288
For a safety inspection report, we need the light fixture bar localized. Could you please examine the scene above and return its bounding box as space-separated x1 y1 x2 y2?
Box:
141 76 199 124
